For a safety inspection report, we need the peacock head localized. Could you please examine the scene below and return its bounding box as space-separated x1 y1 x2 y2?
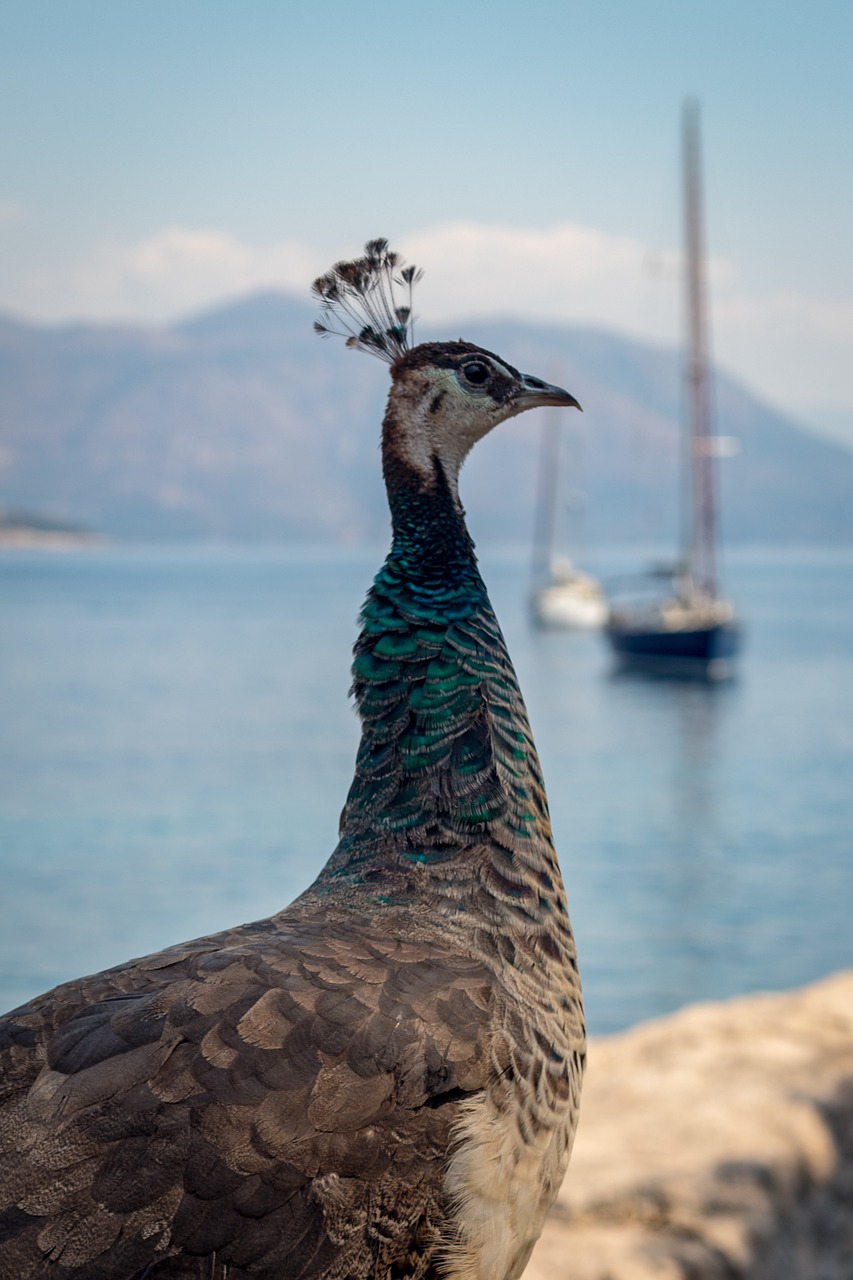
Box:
313 238 580 494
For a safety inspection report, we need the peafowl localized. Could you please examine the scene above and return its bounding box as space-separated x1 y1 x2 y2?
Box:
0 240 585 1280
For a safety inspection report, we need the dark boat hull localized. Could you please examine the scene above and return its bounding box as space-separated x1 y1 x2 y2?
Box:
605 619 740 673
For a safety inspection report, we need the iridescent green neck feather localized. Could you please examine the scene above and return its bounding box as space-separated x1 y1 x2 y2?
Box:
312 453 566 935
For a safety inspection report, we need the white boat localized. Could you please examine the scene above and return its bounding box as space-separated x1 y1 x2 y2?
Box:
529 416 606 630
532 557 608 630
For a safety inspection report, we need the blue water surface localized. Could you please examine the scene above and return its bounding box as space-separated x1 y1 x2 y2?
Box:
1 543 851 1034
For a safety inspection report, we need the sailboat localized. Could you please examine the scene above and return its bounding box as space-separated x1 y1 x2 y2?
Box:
605 101 740 675
529 414 607 630
525 407 604 627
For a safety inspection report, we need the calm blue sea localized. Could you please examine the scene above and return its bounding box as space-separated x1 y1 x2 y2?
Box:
1 544 851 1034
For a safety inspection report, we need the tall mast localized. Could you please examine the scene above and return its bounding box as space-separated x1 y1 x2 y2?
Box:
682 99 717 597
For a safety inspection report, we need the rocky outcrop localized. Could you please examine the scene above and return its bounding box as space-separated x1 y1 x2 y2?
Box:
528 971 853 1279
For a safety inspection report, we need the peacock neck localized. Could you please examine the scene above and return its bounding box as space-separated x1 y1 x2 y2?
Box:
303 448 571 942
385 453 480 592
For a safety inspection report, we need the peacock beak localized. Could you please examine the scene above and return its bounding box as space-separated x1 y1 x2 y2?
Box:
514 373 582 413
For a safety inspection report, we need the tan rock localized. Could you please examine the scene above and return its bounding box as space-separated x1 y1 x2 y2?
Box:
527 971 853 1279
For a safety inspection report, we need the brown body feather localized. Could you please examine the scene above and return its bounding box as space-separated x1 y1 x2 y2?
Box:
1 910 499 1279
0 887 581 1279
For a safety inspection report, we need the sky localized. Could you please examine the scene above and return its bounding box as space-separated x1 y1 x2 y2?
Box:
1 0 852 442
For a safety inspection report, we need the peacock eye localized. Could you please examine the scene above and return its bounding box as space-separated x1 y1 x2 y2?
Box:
461 361 489 386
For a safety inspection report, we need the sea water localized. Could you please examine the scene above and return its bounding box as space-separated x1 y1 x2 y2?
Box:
1 544 851 1034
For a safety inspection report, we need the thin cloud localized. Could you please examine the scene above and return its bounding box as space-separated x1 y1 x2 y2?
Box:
15 227 323 323
6 219 697 340
400 220 694 344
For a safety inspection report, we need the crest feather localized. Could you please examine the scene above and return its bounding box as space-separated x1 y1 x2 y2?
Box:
312 238 423 362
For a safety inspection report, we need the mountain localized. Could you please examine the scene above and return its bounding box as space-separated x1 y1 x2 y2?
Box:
0 294 851 546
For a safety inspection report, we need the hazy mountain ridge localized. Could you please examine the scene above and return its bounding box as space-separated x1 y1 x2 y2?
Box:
1 294 851 547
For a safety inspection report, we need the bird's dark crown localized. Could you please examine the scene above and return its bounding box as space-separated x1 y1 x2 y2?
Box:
392 340 517 375
390 341 525 409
